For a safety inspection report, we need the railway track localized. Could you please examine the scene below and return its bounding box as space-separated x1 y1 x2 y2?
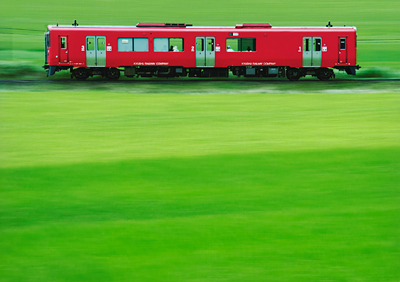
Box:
1 78 400 84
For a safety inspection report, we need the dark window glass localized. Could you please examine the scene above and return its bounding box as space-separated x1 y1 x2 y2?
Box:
304 38 310 52
340 38 346 49
61 37 66 49
315 38 321 51
241 38 256 51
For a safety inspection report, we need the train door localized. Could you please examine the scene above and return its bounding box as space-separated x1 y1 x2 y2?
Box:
96 37 106 67
303 37 321 67
338 37 347 64
313 38 322 67
303 37 312 67
86 36 106 67
196 37 215 67
59 36 69 64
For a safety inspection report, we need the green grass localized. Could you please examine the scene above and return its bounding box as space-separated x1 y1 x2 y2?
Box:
1 92 399 281
1 0 400 75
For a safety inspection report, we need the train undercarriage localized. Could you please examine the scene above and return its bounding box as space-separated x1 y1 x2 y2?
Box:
44 65 359 81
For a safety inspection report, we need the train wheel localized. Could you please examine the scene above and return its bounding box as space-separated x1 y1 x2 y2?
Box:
317 68 334 81
286 68 301 81
73 68 89 81
106 68 120 80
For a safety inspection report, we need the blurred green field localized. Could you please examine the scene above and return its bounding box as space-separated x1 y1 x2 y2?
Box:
1 92 399 281
1 1 400 281
1 0 400 76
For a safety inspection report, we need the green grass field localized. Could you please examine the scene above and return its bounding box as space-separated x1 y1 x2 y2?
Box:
1 0 400 281
1 92 399 281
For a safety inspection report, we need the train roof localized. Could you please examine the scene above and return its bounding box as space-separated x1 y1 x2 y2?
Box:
48 23 357 31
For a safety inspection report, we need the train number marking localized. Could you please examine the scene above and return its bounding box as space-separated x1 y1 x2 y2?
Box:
191 46 195 52
81 45 85 51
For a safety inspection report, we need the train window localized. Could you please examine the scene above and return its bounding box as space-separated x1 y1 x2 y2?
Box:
340 38 346 49
60 37 66 49
154 38 184 52
169 38 184 51
97 38 105 51
196 38 204 51
226 38 256 52
154 38 169 51
118 38 133 51
87 38 95 51
117 38 148 51
304 38 310 52
207 38 214 51
314 38 321 52
241 38 256 51
134 38 149 52
226 38 238 51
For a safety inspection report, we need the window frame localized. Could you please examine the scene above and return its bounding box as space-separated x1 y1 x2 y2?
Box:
340 38 346 50
154 38 184 52
226 38 256 52
60 37 67 49
117 37 149 52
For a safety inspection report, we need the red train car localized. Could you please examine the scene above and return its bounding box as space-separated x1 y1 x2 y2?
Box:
44 21 360 80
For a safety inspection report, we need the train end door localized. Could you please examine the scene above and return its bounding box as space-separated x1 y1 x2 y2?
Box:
59 36 69 64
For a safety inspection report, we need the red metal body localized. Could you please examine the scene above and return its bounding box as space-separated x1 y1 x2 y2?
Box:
44 23 359 80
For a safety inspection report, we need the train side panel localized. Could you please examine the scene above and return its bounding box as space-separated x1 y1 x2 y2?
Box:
45 24 358 79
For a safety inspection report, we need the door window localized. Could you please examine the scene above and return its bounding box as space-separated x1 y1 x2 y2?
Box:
61 37 67 49
87 38 95 51
304 38 310 52
340 38 346 49
97 38 105 51
196 38 204 51
314 38 321 51
207 38 214 51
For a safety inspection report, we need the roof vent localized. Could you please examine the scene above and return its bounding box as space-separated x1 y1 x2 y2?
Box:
236 23 272 28
136 23 192 28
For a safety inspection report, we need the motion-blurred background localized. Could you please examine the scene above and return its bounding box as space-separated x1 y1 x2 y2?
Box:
1 1 399 282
